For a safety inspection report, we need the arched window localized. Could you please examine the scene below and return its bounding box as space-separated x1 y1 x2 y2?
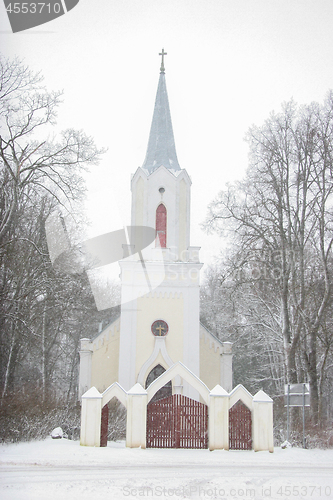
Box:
145 364 172 402
156 204 167 247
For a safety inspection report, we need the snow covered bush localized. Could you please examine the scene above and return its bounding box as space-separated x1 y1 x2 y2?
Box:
0 391 127 444
0 391 81 443
107 398 126 442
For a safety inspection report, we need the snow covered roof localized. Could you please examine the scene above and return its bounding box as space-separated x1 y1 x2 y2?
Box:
141 64 181 174
91 313 120 342
253 389 273 403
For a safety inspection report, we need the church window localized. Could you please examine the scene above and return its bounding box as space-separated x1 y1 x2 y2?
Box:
159 187 165 194
151 319 168 337
156 203 167 247
145 364 172 402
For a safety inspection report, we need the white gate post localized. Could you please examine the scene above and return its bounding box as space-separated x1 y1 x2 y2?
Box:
126 383 148 448
80 387 103 447
220 342 233 392
252 390 274 452
78 338 92 398
208 385 229 451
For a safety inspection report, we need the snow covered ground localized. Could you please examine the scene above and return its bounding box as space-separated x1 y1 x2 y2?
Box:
1 439 333 500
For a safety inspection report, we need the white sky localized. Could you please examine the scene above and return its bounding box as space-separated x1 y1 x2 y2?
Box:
1 0 333 276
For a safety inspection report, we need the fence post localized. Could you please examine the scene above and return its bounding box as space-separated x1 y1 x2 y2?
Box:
80 387 103 447
252 390 274 452
220 342 233 392
126 383 148 448
208 385 229 451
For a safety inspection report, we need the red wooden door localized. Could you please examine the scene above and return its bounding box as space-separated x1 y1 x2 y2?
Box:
229 400 252 450
146 394 208 449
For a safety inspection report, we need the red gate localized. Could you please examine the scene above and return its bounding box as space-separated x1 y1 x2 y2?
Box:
100 404 109 447
229 400 252 450
146 394 208 449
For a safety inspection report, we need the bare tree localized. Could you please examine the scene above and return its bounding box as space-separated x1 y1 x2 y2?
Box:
0 54 108 403
204 95 333 423
0 54 102 243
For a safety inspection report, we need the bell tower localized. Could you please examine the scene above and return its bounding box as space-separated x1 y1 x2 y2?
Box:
118 51 203 400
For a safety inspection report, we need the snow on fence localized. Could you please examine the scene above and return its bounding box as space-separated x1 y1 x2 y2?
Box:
80 362 273 452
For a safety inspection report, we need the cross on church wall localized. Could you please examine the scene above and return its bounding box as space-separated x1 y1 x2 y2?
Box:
155 324 165 336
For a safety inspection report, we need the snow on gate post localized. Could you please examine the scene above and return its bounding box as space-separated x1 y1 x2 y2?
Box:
208 385 229 451
252 390 274 452
80 387 103 447
126 383 148 448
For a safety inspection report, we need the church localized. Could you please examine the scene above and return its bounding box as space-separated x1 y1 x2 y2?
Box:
78 51 233 403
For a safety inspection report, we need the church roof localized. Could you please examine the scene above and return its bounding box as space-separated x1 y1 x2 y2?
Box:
141 51 181 174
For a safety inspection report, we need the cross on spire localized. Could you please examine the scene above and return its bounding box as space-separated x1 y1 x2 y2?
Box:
159 48 167 73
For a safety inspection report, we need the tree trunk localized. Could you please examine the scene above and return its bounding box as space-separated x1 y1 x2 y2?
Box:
1 328 20 401
308 331 319 423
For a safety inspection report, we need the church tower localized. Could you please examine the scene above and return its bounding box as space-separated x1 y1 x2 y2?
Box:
78 51 232 402
118 50 203 400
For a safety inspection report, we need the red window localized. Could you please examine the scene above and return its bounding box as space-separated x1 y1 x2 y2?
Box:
156 204 167 247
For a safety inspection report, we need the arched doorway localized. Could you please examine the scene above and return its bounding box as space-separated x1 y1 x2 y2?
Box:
145 364 172 403
100 396 127 447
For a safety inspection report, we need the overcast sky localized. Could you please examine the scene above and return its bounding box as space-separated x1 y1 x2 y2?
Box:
1 0 333 278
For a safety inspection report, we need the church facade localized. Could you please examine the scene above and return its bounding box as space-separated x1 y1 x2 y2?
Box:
79 52 233 402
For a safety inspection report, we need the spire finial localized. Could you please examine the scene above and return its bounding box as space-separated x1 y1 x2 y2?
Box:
159 48 167 73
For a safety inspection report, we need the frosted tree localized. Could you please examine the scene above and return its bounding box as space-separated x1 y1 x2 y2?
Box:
204 95 333 423
0 54 106 401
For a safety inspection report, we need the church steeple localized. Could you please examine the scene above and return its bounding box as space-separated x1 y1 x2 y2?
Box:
141 50 181 174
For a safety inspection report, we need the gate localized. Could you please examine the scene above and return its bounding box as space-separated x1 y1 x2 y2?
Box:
229 400 252 450
100 404 109 447
146 394 208 449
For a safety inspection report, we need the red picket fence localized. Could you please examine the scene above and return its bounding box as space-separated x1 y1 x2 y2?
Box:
229 400 252 450
146 394 208 449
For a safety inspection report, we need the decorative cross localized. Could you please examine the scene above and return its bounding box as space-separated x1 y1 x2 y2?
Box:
159 48 167 73
155 324 165 336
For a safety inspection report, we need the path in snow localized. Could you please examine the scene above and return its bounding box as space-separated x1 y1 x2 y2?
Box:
1 439 332 500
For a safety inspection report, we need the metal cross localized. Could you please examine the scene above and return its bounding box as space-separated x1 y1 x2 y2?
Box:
155 324 165 336
159 48 167 73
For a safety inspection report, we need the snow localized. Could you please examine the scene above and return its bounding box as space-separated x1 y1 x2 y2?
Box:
210 385 228 396
127 383 148 395
253 390 273 403
50 427 63 439
81 386 102 399
1 439 333 500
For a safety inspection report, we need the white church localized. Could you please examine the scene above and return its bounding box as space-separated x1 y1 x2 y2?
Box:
79 50 233 403
78 52 274 452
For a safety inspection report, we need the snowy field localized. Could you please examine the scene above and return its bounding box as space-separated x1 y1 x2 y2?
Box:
1 439 333 500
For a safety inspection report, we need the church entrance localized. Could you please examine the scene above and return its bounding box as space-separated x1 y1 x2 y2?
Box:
146 393 208 449
229 400 252 450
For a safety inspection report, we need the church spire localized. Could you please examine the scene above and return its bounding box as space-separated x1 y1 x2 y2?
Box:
141 50 181 174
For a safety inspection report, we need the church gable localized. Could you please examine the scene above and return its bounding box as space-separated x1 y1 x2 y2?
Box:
135 292 184 379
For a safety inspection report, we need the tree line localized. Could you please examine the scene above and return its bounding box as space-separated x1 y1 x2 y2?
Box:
201 95 333 429
0 54 117 405
1 53 332 439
